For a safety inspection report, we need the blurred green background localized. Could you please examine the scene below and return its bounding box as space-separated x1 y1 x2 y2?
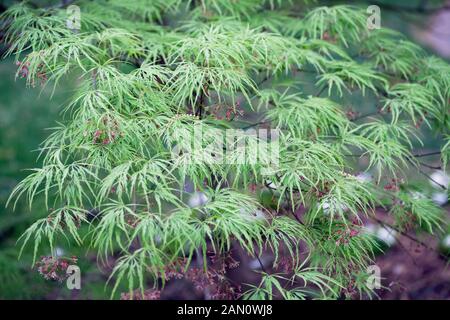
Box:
0 55 114 299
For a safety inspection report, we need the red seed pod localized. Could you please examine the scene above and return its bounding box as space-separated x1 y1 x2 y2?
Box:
349 229 359 237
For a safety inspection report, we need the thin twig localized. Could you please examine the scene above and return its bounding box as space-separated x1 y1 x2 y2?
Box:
315 85 327 97
406 157 447 190
254 249 268 274
412 151 441 158
417 161 442 170
241 120 268 130
347 151 442 159
371 216 448 261
350 110 380 122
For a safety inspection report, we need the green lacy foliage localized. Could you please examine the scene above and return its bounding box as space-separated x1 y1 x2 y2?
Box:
1 0 449 299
